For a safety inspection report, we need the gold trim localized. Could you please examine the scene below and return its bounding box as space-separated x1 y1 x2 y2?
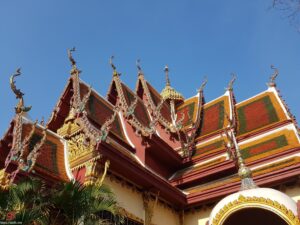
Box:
212 195 300 225
0 169 10 190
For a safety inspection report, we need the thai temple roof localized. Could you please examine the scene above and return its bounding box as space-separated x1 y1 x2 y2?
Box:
1 52 300 223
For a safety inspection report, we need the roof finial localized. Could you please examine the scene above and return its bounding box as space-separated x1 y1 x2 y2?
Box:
67 47 76 66
10 68 32 114
136 59 143 76
164 65 170 86
268 65 279 87
40 116 45 126
110 56 119 77
198 76 208 93
226 73 236 91
67 47 81 76
224 114 257 190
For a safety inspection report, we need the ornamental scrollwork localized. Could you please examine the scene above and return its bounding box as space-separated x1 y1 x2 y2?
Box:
212 195 300 225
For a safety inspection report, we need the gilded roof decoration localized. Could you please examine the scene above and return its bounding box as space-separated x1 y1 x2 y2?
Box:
226 73 236 91
268 64 279 87
107 60 157 137
211 193 300 225
2 58 300 212
136 74 176 133
160 65 184 102
68 47 81 76
110 55 120 77
10 68 32 114
83 84 127 142
224 115 257 190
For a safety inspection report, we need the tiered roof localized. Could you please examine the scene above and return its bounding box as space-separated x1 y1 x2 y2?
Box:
1 55 300 211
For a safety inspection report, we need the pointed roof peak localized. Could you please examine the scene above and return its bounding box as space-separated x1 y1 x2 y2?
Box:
161 65 184 102
164 65 170 86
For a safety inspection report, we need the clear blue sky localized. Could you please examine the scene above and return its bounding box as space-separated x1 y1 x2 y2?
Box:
0 1 299 136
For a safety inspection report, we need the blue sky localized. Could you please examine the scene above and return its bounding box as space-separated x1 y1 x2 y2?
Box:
0 1 299 136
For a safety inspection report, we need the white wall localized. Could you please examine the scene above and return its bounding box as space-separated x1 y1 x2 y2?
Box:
184 208 211 225
104 175 180 225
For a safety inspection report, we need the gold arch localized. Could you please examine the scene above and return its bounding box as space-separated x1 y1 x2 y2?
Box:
212 195 300 225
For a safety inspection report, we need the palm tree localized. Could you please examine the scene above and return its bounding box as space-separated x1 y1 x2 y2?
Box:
0 177 50 224
0 177 122 225
49 180 123 225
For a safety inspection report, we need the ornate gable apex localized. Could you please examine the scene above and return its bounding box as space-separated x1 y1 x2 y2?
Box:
106 71 156 137
136 73 182 133
78 80 130 146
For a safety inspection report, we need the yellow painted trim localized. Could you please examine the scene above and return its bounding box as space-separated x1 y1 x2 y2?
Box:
212 195 300 225
239 128 300 163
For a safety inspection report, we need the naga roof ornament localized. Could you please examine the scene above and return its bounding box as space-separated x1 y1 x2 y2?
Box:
10 68 32 114
224 114 257 191
268 64 279 87
198 76 208 93
226 73 236 91
160 65 184 102
110 55 120 77
136 59 143 76
68 47 81 76
186 77 207 142
180 77 207 157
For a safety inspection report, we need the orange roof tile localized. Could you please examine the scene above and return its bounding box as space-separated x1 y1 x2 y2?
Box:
22 122 70 181
236 90 288 136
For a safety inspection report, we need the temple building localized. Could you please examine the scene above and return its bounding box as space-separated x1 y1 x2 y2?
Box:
0 50 300 225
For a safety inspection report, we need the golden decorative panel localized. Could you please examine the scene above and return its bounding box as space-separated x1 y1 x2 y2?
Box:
67 133 94 162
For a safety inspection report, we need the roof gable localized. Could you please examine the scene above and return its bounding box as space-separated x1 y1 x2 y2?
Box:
79 82 127 143
236 89 288 136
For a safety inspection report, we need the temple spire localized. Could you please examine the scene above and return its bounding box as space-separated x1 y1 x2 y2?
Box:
10 68 32 114
160 65 184 103
268 65 279 87
224 115 257 190
164 65 170 86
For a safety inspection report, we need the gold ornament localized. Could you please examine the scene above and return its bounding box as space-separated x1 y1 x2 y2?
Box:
212 195 300 225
